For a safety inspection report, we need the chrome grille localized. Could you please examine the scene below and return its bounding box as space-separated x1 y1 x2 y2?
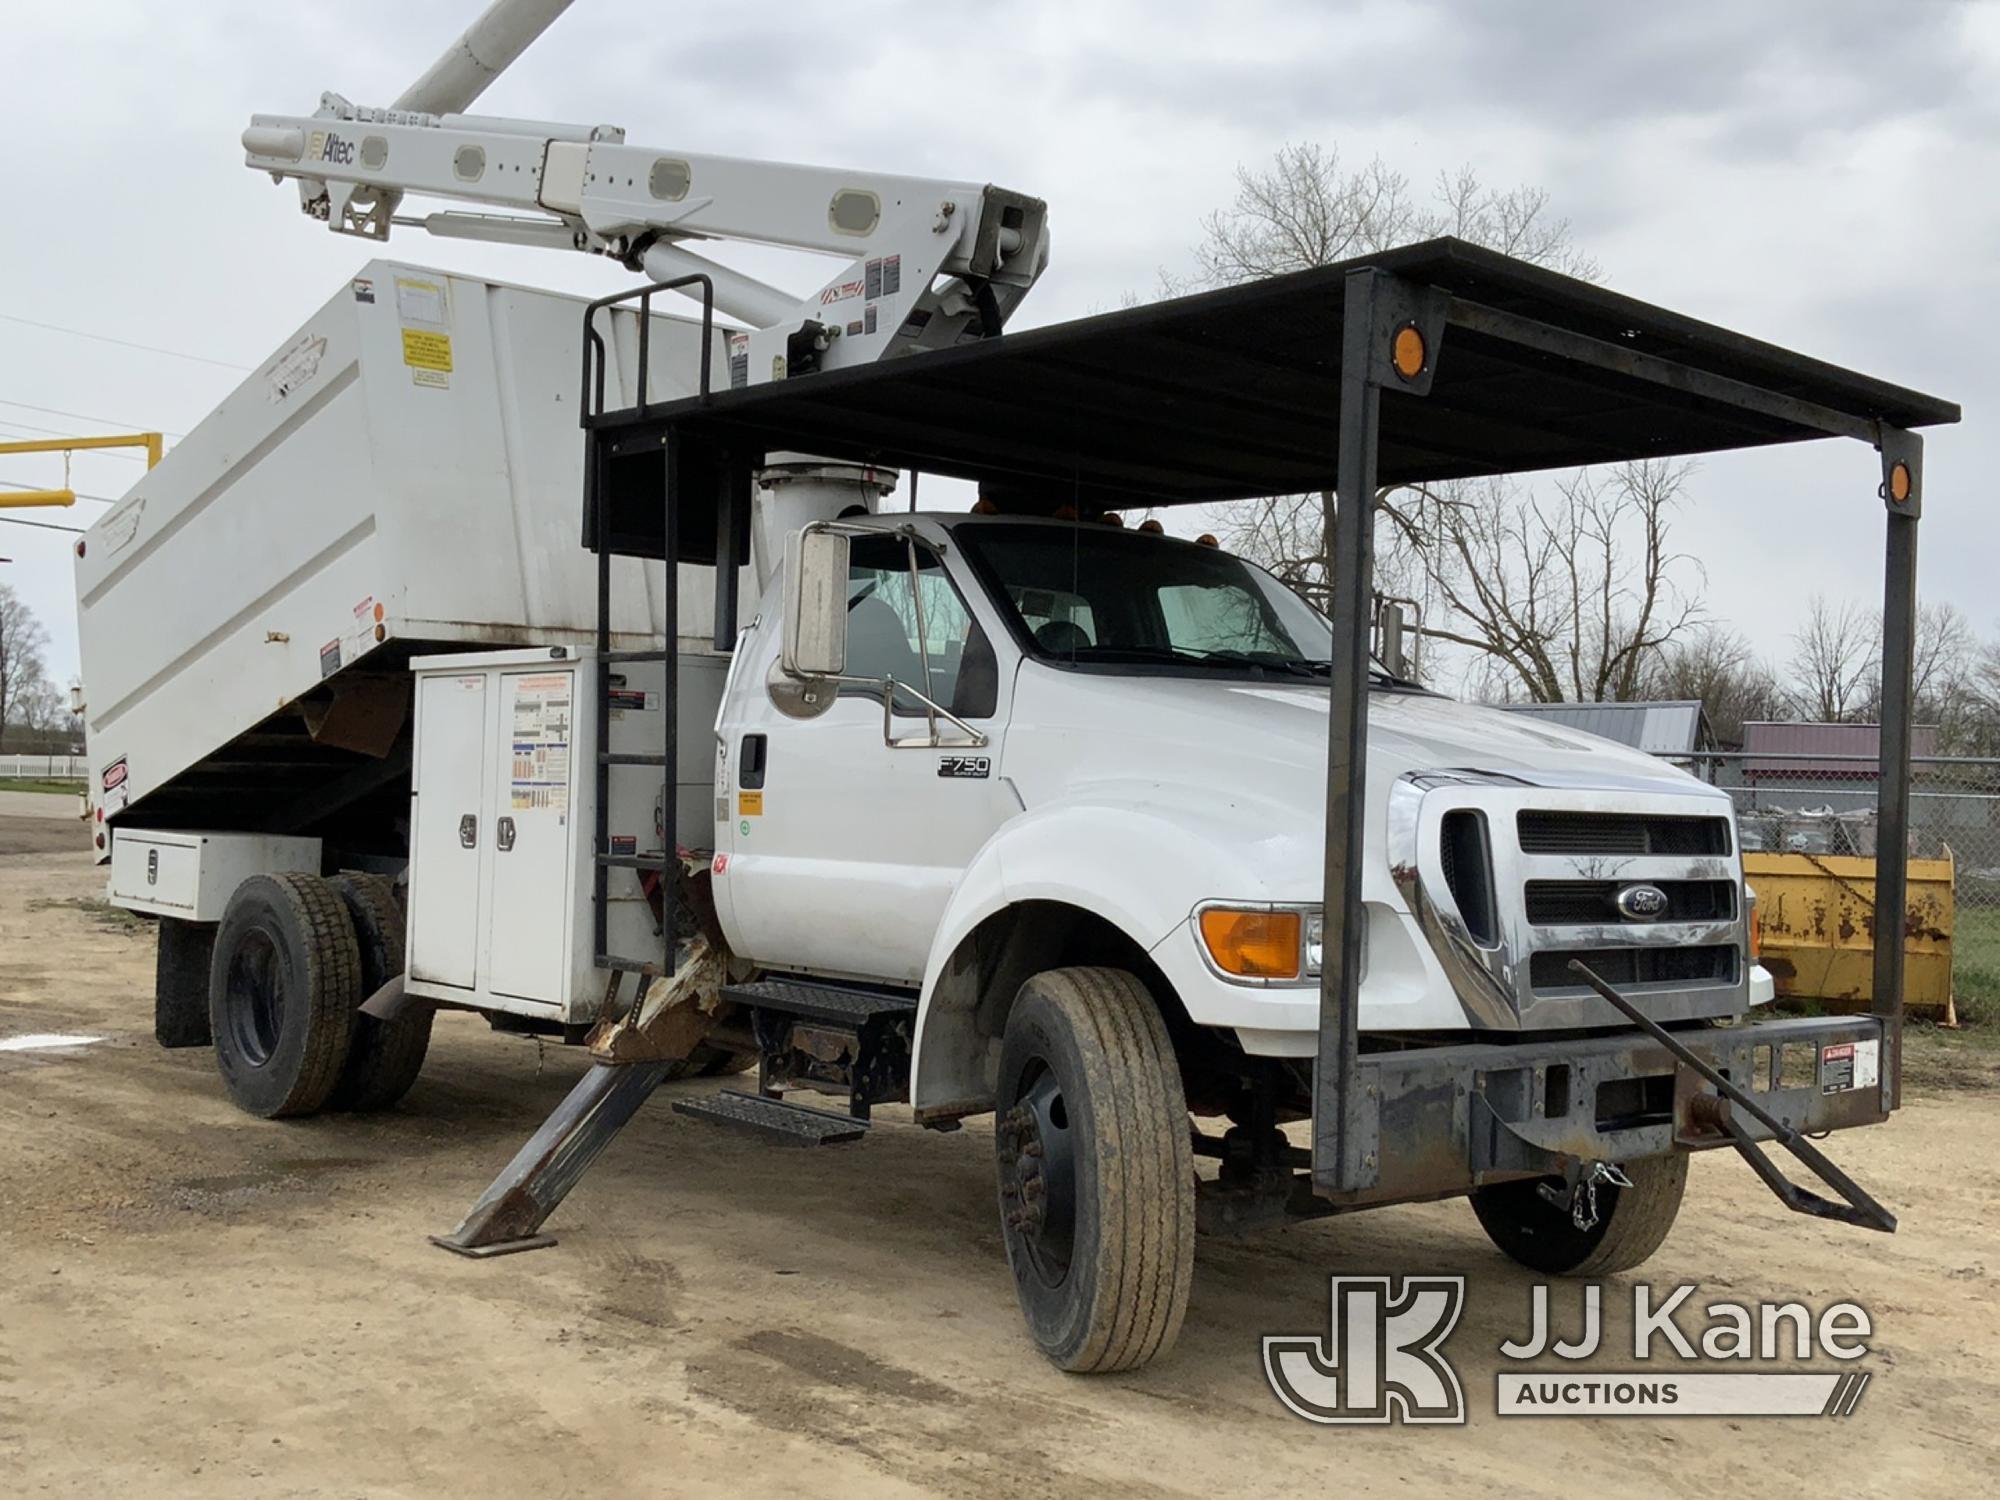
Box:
1516 810 1730 856
1529 945 1738 991
1524 879 1736 926
1389 772 1750 1031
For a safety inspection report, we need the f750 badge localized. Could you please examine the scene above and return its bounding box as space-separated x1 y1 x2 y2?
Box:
938 756 991 779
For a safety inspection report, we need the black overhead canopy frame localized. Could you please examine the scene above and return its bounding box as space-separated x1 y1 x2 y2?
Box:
584 235 1958 1200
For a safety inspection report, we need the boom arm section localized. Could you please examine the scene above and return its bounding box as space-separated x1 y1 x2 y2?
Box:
242 98 1048 383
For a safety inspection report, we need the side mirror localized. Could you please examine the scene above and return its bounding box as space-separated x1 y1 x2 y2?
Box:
781 526 849 678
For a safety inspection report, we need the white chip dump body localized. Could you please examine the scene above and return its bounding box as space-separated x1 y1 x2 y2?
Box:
74 260 728 826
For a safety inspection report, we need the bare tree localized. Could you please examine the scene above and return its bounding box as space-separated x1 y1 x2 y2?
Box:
1183 146 1706 696
1390 462 1703 703
1785 596 1879 722
1636 625 1786 747
0 583 52 751
1175 145 1597 293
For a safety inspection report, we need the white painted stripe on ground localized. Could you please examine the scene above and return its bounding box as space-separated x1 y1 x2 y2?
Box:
0 1033 107 1052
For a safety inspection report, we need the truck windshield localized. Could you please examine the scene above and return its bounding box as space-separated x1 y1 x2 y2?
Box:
955 521 1342 679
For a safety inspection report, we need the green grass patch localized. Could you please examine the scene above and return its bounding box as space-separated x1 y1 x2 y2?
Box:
0 778 84 796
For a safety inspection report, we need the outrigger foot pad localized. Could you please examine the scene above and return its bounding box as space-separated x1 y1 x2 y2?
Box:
431 1058 672 1255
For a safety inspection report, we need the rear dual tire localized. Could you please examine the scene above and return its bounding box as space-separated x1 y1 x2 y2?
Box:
326 873 431 1112
208 871 427 1119
209 873 361 1119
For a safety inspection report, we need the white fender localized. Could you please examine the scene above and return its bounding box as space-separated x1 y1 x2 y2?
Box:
908 789 1282 1115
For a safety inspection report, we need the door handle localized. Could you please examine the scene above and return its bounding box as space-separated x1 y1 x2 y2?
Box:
740 732 768 789
497 816 516 852
458 814 478 848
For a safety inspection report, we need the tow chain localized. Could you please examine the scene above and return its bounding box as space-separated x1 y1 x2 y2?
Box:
1539 1160 1633 1233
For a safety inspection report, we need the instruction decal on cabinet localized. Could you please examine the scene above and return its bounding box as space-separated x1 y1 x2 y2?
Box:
510 673 572 812
395 276 453 388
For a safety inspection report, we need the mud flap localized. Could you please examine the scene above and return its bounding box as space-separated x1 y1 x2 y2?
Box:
155 917 215 1049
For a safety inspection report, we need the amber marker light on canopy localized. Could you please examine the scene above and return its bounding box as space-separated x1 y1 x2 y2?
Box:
1391 322 1427 381
1888 461 1913 503
1199 908 1303 979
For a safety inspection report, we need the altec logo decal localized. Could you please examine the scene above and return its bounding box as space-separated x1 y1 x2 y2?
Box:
307 130 358 166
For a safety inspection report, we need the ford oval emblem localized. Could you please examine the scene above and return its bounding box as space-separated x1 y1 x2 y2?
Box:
1616 883 1669 921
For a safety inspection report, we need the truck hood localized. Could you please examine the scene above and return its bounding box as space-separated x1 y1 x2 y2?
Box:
1000 666 1724 902
1008 667 1702 790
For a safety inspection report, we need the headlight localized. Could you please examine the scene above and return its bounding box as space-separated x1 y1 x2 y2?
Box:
1196 903 1339 985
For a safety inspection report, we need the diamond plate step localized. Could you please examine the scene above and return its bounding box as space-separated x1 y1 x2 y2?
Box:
672 1088 871 1146
721 977 918 1027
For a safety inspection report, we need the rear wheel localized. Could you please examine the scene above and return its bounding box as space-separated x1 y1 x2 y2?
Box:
208 873 360 1119
994 967 1195 1373
327 873 432 1112
1470 1155 1688 1275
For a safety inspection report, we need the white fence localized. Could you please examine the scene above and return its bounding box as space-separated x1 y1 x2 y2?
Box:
0 754 88 781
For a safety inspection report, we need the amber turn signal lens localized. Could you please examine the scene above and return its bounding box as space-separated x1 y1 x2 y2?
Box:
1199 908 1302 978
1391 323 1426 380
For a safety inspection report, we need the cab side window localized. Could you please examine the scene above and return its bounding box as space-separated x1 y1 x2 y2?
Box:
844 537 998 718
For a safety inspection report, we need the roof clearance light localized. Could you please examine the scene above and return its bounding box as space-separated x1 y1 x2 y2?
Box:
1199 908 1302 979
1391 323 1427 381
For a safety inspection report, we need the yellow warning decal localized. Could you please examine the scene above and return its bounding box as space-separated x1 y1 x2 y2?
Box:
738 791 764 817
401 328 453 372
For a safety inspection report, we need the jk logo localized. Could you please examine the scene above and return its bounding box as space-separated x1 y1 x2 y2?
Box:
1263 1276 1467 1425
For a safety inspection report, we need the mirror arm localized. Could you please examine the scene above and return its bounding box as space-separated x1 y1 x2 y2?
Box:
878 678 989 750
903 536 939 741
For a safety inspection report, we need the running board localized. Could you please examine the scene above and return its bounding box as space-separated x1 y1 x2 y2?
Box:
674 1088 871 1146
720 976 918 1025
1566 960 1897 1234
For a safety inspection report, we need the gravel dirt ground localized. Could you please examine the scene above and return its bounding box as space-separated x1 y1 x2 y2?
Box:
3 824 1997 1498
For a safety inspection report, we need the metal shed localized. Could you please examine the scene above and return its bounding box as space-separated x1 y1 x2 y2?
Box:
1500 699 1714 757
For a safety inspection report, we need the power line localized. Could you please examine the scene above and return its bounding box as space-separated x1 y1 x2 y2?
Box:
0 513 86 534
0 310 251 372
0 397 185 440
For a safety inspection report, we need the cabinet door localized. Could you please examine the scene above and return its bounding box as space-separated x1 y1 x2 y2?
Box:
484 668 575 1005
409 673 488 989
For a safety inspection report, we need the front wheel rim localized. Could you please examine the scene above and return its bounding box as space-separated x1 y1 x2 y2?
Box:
999 1059 1078 1286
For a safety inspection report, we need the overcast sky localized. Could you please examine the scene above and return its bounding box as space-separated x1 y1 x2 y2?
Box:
2 0 1991 693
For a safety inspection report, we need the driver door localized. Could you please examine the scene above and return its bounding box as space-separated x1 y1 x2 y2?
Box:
715 535 1015 984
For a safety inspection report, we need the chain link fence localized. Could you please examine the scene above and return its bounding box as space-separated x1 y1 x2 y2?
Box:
1686 751 2000 1017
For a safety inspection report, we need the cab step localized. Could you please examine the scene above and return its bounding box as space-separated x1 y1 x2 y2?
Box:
673 1088 872 1147
721 976 918 1025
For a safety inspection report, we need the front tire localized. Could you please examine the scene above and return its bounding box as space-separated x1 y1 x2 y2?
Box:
994 967 1195 1373
1470 1155 1688 1276
208 874 360 1119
